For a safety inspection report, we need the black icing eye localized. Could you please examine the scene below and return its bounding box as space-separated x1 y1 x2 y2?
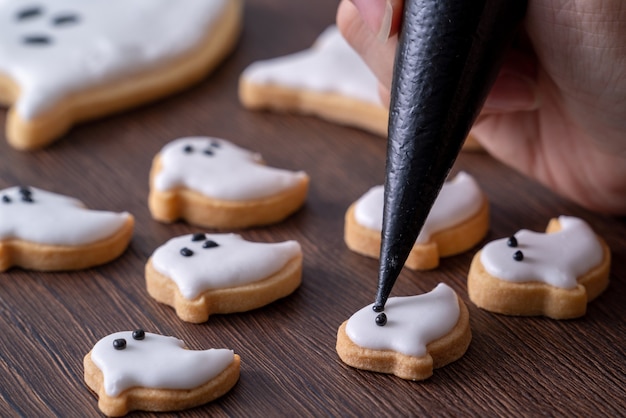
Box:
203 149 214 156
180 247 194 257
2 195 11 203
52 13 79 26
113 338 127 350
507 236 518 248
183 145 194 153
21 195 34 203
16 6 43 20
18 186 32 196
375 313 387 327
202 240 219 249
513 250 524 262
191 233 206 242
210 141 221 148
132 329 145 340
22 35 52 46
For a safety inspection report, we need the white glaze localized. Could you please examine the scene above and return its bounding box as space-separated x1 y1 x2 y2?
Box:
91 331 234 397
151 233 301 299
0 186 130 245
345 283 460 357
154 137 307 201
0 0 228 119
242 25 381 106
354 172 483 244
480 216 604 289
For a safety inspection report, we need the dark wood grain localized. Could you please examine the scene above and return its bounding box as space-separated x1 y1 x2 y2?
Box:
1 1 625 416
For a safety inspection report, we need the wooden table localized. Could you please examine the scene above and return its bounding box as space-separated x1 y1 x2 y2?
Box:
1 1 625 416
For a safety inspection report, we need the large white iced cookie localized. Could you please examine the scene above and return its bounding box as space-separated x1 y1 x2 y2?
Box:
84 330 240 416
0 0 242 149
148 137 309 229
146 233 303 323
0 186 133 271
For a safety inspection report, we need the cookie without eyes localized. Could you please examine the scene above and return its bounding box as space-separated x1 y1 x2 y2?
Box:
148 137 309 229
467 216 611 319
0 186 133 271
344 172 489 270
146 233 303 323
0 0 242 150
84 330 240 417
336 283 471 381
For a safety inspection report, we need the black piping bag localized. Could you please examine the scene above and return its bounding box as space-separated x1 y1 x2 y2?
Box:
374 0 527 313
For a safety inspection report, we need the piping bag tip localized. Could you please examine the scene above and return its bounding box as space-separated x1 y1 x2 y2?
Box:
373 0 526 312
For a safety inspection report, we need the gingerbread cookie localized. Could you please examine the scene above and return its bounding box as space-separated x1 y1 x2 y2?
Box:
0 186 133 271
336 283 471 381
345 172 489 270
0 0 242 150
84 330 240 416
148 137 309 229
468 216 611 319
146 233 302 323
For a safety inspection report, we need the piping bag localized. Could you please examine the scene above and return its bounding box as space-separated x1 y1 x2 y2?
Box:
373 0 527 313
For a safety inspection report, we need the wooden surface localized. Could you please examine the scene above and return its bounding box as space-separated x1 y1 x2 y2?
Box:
1 1 625 416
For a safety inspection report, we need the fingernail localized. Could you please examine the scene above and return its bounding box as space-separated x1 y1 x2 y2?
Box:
351 0 392 42
376 1 393 42
484 71 540 112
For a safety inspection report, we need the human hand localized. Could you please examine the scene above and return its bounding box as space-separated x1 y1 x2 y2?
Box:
337 0 626 214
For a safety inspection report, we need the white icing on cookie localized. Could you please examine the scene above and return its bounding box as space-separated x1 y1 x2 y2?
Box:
354 172 483 244
0 186 130 246
151 233 301 299
345 283 460 357
91 331 234 397
480 216 604 289
0 0 229 119
154 137 307 201
242 25 381 106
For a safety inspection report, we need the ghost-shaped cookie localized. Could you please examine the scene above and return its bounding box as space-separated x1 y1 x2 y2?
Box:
84 330 240 416
148 137 309 229
336 283 471 381
0 0 243 149
345 172 489 270
146 233 303 323
0 186 134 271
240 26 388 136
468 216 611 319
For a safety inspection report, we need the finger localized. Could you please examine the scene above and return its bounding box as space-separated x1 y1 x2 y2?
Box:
349 0 404 39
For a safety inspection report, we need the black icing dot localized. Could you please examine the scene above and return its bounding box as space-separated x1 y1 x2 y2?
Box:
513 250 524 262
132 329 145 340
210 141 220 148
191 233 206 242
23 35 52 46
21 194 34 203
507 236 518 248
372 304 384 313
52 13 79 26
18 186 32 196
375 313 387 327
2 195 11 203
202 240 219 249
113 338 127 350
16 6 43 20
180 247 194 257
183 145 194 153
203 149 214 156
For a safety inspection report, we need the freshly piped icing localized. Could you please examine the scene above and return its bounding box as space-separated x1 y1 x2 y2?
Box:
0 0 229 119
91 331 234 397
242 25 381 106
0 186 130 245
153 137 307 201
151 233 301 299
354 172 483 244
480 216 604 289
345 283 460 357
